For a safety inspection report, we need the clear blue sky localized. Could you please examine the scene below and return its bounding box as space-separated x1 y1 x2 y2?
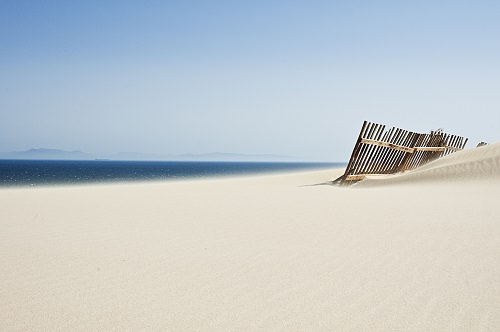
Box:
1 0 499 161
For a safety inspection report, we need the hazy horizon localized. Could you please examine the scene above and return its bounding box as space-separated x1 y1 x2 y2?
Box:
0 147 316 162
2 1 499 161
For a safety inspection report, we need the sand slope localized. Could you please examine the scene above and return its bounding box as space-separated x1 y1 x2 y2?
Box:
357 142 500 186
1 144 499 331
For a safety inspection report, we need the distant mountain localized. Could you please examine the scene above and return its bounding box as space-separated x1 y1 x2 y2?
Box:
0 148 92 160
0 148 301 162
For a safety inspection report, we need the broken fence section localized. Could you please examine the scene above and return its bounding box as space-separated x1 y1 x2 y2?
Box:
334 121 468 184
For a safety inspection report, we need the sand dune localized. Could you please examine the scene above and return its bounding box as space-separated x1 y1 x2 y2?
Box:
1 144 499 331
356 142 500 186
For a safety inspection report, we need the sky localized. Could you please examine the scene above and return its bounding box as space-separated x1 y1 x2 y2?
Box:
1 0 499 161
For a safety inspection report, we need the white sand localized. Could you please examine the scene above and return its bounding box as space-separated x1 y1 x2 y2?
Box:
1 144 500 331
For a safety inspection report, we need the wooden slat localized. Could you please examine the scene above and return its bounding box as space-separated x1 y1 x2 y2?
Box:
360 140 462 152
373 127 397 174
365 125 387 174
413 146 446 152
384 128 405 173
342 121 368 177
356 123 379 174
360 138 414 153
345 174 366 181
397 132 420 172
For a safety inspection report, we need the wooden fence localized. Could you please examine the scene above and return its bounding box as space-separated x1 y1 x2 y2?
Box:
334 121 468 184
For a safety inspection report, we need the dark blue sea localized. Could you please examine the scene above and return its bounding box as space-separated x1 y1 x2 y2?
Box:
0 160 341 187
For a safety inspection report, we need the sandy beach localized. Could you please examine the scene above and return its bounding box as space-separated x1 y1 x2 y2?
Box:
1 143 500 331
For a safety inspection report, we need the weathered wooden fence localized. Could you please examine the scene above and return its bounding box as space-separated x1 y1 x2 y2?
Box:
334 121 468 184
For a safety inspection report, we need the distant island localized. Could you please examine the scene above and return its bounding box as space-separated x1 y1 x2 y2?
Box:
0 148 303 162
0 148 91 160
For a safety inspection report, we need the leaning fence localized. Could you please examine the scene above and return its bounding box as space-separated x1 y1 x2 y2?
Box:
334 121 468 184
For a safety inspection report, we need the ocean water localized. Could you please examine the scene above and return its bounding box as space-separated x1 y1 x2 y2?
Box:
0 160 341 187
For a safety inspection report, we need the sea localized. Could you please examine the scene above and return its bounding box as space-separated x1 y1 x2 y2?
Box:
0 160 342 187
